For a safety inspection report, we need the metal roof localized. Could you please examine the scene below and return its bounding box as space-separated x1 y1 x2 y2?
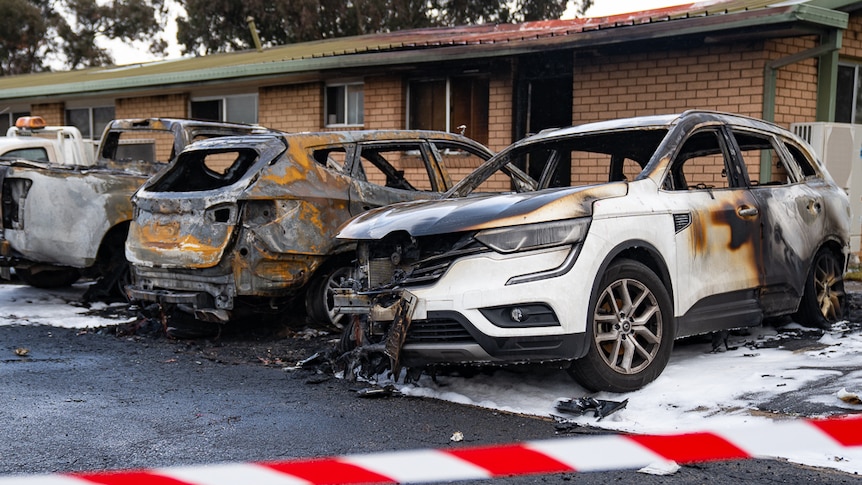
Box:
0 0 853 101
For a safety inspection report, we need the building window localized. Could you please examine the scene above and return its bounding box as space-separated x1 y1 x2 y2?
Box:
0 111 30 134
408 76 489 144
836 64 862 124
325 82 364 126
190 94 258 124
65 106 115 140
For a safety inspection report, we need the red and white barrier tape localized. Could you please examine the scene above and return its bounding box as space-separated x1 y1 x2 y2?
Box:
2 415 861 484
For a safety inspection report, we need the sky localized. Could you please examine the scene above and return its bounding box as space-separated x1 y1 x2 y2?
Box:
580 0 691 17
100 0 693 66
3 281 862 477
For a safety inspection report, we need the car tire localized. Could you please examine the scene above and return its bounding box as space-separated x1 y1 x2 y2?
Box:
16 267 81 288
305 265 353 328
793 249 845 329
568 258 674 393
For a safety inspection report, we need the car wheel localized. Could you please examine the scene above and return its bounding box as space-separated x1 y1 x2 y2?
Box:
305 265 353 328
793 249 845 329
568 259 674 393
16 267 81 288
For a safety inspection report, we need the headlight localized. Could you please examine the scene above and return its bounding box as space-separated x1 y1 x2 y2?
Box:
474 218 590 253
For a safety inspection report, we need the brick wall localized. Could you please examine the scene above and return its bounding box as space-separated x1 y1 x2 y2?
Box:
364 75 405 130
767 36 819 126
30 103 64 126
573 43 768 126
842 13 862 60
116 94 188 119
259 83 323 132
488 71 513 152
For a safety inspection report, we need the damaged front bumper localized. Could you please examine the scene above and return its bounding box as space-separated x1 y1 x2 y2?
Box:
335 289 420 376
334 284 586 375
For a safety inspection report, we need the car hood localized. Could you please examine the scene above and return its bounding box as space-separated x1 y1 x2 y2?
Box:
337 183 627 239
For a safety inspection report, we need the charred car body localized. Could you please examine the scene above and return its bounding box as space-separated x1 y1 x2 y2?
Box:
124 130 493 326
335 111 851 392
0 118 269 296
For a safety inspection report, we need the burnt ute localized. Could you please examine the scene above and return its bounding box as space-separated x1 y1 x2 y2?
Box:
125 130 493 326
334 111 852 393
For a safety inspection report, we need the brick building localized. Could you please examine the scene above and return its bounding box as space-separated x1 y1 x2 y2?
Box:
0 0 860 183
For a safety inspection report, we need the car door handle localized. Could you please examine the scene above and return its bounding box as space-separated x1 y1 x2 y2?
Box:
737 205 759 217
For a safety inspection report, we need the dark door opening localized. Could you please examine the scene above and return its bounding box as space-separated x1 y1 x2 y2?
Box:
515 53 573 186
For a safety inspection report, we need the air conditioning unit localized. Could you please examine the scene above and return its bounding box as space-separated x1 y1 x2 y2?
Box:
791 122 862 253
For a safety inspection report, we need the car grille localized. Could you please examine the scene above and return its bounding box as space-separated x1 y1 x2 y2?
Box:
405 318 475 344
402 246 486 285
366 245 486 289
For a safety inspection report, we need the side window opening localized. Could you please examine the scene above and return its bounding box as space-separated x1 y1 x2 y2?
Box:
1 148 49 162
430 141 489 187
733 131 797 186
312 148 348 173
451 129 665 198
355 145 436 191
100 130 174 164
784 142 818 178
666 130 734 191
149 148 259 192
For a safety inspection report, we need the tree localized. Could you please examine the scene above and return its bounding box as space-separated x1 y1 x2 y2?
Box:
177 0 595 56
0 0 46 75
0 0 168 74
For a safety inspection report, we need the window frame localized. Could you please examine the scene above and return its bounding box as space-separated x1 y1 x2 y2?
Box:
0 110 30 134
406 75 490 144
348 141 443 192
64 105 115 140
190 93 258 124
324 81 364 127
728 128 804 186
837 62 862 124
662 127 745 191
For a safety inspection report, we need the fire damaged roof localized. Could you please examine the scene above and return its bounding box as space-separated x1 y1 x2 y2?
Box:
0 0 854 99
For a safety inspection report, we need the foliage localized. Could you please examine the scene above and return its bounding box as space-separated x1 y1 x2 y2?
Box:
0 0 45 75
0 0 596 74
177 0 595 55
0 0 167 74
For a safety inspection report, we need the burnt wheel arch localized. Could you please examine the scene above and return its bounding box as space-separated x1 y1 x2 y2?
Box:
792 241 847 329
84 221 132 301
573 240 675 360
569 257 675 392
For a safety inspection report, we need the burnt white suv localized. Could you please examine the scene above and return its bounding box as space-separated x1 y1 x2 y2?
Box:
334 111 850 392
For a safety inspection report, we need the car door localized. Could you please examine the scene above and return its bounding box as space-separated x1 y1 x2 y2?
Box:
346 141 443 215
730 129 829 316
661 126 764 334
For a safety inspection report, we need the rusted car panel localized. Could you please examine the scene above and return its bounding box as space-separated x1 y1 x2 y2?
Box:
125 130 493 325
0 118 272 294
128 136 287 269
334 111 850 393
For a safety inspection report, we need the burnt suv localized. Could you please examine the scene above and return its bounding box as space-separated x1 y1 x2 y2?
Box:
334 111 851 392
125 130 492 327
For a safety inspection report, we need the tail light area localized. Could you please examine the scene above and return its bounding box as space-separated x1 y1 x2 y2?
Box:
2 178 31 230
